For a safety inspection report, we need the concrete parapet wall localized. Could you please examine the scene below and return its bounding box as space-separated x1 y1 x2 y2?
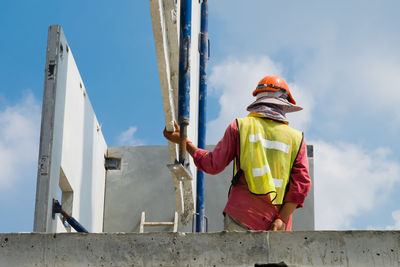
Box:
1 231 399 266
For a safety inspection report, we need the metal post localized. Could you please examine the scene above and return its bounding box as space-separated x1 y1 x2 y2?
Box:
178 0 192 164
196 0 208 232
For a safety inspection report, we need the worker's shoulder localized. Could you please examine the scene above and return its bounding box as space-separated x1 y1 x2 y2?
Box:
238 116 302 135
237 115 285 126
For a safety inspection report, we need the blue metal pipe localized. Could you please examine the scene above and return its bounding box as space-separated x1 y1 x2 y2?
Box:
66 217 89 233
178 0 192 163
52 199 89 233
196 0 209 233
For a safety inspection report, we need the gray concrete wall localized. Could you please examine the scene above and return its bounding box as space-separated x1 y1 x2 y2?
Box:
292 145 315 230
1 231 399 266
104 146 192 233
103 145 314 232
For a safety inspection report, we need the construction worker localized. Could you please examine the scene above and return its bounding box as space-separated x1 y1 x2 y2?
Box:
164 75 311 231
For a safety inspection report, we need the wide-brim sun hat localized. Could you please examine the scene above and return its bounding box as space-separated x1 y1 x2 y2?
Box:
247 92 303 113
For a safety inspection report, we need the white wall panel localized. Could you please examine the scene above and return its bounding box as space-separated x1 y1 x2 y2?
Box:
34 25 107 233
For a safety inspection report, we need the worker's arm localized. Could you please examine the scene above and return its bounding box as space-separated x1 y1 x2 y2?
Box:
284 139 311 208
186 140 197 157
163 120 237 174
270 139 311 231
163 121 198 157
163 121 198 154
269 202 297 231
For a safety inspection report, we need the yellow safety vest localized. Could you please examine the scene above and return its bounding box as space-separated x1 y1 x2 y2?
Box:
236 115 303 205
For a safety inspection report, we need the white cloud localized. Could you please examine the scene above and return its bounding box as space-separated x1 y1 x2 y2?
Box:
313 140 400 230
0 92 41 188
207 56 313 144
295 35 400 124
286 83 314 131
210 0 400 135
117 126 144 146
381 210 400 230
367 209 400 230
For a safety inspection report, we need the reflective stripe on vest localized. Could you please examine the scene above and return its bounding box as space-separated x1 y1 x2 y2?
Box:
237 115 303 204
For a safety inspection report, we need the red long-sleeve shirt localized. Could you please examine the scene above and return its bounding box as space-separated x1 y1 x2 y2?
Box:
193 119 311 230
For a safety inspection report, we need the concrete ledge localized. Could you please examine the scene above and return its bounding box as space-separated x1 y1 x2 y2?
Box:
0 231 399 266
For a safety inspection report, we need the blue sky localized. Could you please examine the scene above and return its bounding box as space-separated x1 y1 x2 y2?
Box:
1 0 400 232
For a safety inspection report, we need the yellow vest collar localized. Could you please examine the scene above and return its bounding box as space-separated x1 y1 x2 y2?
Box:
248 112 289 125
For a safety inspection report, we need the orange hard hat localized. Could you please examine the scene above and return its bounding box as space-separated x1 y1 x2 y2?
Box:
252 75 296 105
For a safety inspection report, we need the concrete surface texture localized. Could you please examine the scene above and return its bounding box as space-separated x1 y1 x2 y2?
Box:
104 146 192 233
34 25 107 233
1 231 399 266
104 145 314 232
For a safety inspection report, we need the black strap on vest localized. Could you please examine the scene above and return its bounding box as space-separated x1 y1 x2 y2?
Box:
231 169 243 186
228 158 243 197
228 120 243 196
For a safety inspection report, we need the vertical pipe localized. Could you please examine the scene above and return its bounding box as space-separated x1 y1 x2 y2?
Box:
196 0 208 232
178 0 192 164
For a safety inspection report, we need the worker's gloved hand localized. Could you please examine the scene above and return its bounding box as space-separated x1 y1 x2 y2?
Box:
269 218 286 231
163 121 181 144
